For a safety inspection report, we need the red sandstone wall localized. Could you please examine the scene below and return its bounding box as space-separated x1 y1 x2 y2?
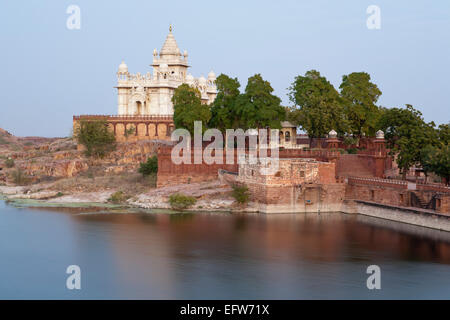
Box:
439 196 450 214
345 183 408 207
157 146 238 187
318 162 336 184
156 142 392 187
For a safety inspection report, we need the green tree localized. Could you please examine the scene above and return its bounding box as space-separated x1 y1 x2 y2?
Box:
236 74 286 130
378 105 437 179
209 74 241 132
339 72 382 137
74 120 116 158
138 156 158 176
420 123 450 184
172 84 211 135
437 123 450 145
288 70 347 138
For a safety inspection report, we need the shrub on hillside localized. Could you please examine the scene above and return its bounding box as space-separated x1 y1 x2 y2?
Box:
138 156 158 176
5 158 14 168
231 184 250 204
107 191 130 204
11 169 30 185
169 193 197 210
74 120 116 158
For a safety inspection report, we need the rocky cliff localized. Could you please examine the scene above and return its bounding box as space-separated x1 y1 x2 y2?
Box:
0 128 163 185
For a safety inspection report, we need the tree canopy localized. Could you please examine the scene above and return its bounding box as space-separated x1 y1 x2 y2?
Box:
172 83 211 135
208 74 241 131
378 104 437 179
209 73 286 131
339 72 382 137
420 123 450 184
74 120 116 158
236 74 286 130
288 70 347 138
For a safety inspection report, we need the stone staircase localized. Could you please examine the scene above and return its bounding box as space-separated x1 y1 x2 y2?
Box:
411 191 437 210
337 154 374 177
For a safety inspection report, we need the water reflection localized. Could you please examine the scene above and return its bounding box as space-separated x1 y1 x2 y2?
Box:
1 201 450 299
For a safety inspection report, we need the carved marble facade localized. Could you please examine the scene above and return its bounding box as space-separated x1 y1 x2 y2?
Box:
116 26 217 116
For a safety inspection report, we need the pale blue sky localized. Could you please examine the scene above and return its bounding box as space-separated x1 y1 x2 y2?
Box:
0 0 449 137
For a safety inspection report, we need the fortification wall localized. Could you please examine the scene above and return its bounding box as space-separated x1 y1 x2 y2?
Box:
345 176 450 214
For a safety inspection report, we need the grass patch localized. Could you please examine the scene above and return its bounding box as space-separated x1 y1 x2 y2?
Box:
107 191 130 204
169 193 197 210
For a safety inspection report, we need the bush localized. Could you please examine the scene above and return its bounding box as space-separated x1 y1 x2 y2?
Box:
124 126 136 139
169 193 197 210
11 169 30 185
138 156 158 176
347 148 358 154
108 191 130 204
232 184 250 204
74 120 116 158
343 136 358 146
5 158 14 168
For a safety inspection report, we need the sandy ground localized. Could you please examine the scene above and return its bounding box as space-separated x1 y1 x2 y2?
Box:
129 180 236 210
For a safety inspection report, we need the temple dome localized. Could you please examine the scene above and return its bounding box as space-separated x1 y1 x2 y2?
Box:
199 76 207 85
208 70 216 80
328 130 337 138
118 61 128 73
160 63 169 72
376 130 385 139
160 28 181 57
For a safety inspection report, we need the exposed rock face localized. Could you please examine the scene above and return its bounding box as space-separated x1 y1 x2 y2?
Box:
24 159 89 178
0 129 162 185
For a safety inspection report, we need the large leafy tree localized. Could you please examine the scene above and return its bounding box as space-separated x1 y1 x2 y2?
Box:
235 74 286 130
437 123 450 145
209 74 241 132
172 84 211 135
339 72 382 137
420 145 450 185
288 70 347 138
420 123 450 184
378 104 437 179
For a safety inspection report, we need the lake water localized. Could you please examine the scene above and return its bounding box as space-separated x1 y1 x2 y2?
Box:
0 200 450 299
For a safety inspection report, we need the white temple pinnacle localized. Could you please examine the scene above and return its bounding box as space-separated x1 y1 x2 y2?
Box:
116 27 217 116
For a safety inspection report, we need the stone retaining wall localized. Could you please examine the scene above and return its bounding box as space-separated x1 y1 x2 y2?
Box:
354 201 450 232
